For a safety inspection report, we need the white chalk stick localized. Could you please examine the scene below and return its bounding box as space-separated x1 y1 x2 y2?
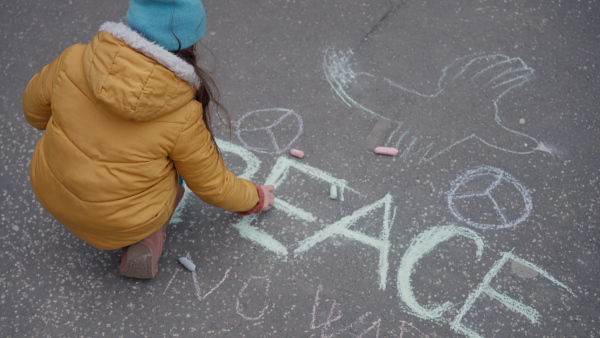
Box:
330 185 338 200
178 256 196 272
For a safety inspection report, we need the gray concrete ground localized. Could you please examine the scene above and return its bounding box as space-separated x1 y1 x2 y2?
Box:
1 0 599 337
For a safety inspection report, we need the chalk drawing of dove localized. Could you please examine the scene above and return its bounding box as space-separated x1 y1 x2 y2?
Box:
324 49 549 163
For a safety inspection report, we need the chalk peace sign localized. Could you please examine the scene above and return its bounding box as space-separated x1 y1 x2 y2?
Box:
236 108 303 154
447 166 532 230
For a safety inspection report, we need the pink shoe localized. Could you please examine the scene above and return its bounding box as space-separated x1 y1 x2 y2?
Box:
118 186 185 279
118 224 166 279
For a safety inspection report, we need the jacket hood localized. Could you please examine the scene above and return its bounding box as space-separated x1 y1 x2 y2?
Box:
83 22 201 122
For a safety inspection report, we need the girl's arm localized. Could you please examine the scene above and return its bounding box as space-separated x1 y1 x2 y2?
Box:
236 184 275 215
22 47 73 130
170 105 266 213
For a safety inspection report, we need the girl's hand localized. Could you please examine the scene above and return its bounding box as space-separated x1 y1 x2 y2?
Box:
259 185 275 211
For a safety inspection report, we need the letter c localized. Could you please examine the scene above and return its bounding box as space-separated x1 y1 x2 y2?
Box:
396 224 485 320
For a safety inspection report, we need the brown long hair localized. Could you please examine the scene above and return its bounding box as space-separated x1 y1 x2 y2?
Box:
172 45 231 154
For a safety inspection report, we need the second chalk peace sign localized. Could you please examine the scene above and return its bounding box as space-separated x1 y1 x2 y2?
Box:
447 166 532 230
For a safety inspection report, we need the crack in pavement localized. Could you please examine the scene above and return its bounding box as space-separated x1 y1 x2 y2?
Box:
358 1 408 51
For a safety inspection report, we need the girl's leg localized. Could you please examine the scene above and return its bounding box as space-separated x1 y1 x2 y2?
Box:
118 185 185 279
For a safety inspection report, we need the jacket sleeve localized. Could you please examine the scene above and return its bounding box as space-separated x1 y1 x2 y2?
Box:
22 46 72 130
170 104 259 213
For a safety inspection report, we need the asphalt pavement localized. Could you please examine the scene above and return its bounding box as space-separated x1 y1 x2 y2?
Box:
1 0 599 337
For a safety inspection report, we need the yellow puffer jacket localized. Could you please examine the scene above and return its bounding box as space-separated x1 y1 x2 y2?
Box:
22 22 258 250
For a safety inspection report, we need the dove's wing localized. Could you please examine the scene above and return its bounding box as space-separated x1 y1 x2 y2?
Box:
324 50 544 163
323 48 430 121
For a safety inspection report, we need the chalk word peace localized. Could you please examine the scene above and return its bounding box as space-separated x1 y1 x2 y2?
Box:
172 139 575 338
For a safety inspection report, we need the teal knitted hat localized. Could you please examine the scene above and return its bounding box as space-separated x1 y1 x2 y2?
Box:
126 0 206 51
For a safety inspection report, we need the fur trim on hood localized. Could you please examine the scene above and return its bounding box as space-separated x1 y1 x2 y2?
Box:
99 21 201 89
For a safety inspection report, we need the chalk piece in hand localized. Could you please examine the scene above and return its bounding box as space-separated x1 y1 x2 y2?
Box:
290 149 304 158
329 185 338 200
178 257 196 272
374 146 399 156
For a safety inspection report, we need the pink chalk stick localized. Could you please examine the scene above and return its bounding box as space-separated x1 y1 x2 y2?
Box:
290 149 305 158
374 147 398 156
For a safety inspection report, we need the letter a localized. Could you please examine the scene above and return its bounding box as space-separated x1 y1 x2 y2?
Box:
294 194 396 290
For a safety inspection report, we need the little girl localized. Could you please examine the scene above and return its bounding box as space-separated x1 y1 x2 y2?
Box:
21 0 275 279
